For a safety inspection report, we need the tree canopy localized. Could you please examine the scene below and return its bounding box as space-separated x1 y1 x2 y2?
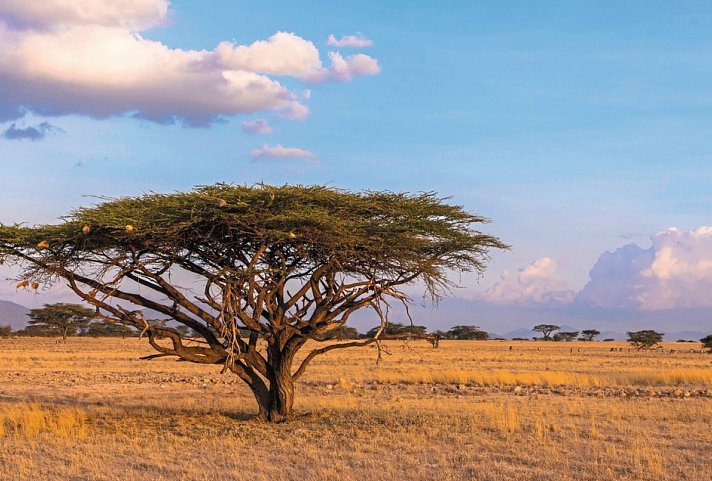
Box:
553 331 579 342
446 325 489 340
579 329 600 341
26 303 95 340
0 183 507 422
533 324 559 341
627 330 664 350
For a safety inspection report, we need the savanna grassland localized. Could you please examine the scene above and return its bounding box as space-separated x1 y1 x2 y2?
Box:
0 337 710 481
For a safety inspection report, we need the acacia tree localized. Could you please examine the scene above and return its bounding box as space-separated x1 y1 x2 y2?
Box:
579 329 600 341
627 330 664 350
700 334 712 353
27 303 95 340
533 324 559 341
447 325 489 340
0 183 506 422
553 331 579 342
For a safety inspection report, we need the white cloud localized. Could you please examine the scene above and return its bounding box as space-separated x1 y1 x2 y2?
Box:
241 119 272 135
216 32 324 79
327 33 373 48
576 226 712 310
305 52 380 84
0 1 380 125
0 0 169 30
481 257 575 306
250 143 315 160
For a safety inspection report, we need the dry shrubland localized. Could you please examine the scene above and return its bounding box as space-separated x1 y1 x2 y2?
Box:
1 338 710 480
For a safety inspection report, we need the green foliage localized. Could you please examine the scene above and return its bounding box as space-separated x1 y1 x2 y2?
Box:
446 325 489 340
0 183 508 300
626 330 664 350
26 303 95 340
0 324 11 338
321 326 360 340
553 331 579 342
701 334 712 352
364 322 427 338
84 321 139 338
533 324 560 340
579 329 600 341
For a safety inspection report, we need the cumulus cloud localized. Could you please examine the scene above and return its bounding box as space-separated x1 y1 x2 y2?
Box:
576 227 712 310
481 257 575 306
2 121 63 140
327 33 373 48
216 32 324 79
0 1 380 126
250 143 315 160
241 119 272 135
0 0 169 30
307 52 381 83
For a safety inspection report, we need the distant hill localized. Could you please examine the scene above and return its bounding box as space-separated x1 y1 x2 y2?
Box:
0 300 30 330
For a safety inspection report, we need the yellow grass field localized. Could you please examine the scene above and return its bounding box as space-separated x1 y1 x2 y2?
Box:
1 337 710 480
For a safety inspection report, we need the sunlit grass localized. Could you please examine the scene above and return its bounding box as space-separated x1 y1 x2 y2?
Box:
0 337 709 481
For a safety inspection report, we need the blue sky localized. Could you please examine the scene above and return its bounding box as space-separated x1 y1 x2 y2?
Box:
1 1 711 332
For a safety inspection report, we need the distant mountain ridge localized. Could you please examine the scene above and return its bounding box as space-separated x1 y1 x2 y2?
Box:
0 300 30 330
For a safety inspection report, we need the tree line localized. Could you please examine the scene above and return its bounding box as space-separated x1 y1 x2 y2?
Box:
3 306 711 354
533 323 712 351
0 303 139 339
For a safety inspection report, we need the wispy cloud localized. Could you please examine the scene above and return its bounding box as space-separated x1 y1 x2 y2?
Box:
327 33 374 48
1 121 63 141
250 143 315 160
241 119 272 135
0 1 380 126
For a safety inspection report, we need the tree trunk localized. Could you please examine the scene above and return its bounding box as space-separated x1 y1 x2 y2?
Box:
251 345 296 423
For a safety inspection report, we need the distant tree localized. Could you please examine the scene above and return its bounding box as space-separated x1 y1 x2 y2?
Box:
533 324 560 341
84 321 139 338
0 324 11 338
701 334 712 353
26 303 95 341
627 330 664 350
364 322 427 338
430 330 450 340
554 331 579 342
579 329 601 341
321 326 360 341
16 324 54 337
447 325 489 340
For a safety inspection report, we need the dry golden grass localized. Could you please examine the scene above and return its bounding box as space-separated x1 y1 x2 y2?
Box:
0 337 710 480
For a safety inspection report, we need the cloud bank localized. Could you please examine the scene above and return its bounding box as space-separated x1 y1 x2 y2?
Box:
0 0 380 125
484 226 712 312
481 257 576 306
577 226 712 310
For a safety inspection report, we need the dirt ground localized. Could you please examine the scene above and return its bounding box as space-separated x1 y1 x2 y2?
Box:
1 337 710 480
